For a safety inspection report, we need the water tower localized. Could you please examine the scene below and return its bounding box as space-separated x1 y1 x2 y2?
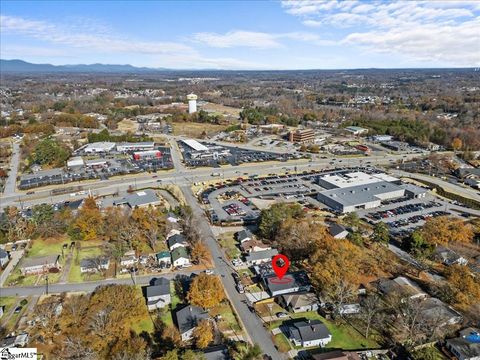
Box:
187 93 197 114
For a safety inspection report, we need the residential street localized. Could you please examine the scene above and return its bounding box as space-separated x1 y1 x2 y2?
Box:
180 185 284 359
0 268 201 297
3 141 20 196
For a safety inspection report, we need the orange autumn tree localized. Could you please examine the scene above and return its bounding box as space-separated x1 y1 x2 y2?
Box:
69 196 103 241
192 319 214 349
187 274 225 309
307 231 363 297
420 216 474 246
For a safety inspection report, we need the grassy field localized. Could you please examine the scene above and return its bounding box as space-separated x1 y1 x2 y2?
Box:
269 311 379 350
0 296 18 319
68 246 103 283
28 237 69 257
5 268 39 286
217 231 241 260
172 122 228 138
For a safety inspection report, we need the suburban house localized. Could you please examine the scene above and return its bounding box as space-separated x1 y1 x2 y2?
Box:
0 333 29 348
279 292 319 313
80 257 110 273
202 345 229 360
20 255 60 275
288 320 332 348
156 251 172 268
145 277 171 311
376 276 428 301
120 254 137 267
171 247 191 268
418 297 463 327
240 239 272 253
245 248 278 265
433 246 468 266
236 229 253 243
328 223 349 239
263 271 311 297
174 305 211 341
168 234 188 251
0 248 9 268
166 228 182 239
445 327 480 360
167 213 180 223
311 351 361 360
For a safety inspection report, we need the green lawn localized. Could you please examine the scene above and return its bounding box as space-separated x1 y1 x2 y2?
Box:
27 238 69 257
132 315 155 334
273 333 292 353
5 268 39 286
217 232 241 260
68 247 104 283
0 296 17 317
412 346 447 360
210 301 241 332
270 311 379 350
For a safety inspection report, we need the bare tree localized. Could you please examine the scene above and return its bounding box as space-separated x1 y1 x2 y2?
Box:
88 306 112 338
58 336 97 360
359 294 384 339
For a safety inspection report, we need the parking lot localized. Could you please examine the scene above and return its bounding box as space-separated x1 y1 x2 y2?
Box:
179 140 302 168
18 147 173 190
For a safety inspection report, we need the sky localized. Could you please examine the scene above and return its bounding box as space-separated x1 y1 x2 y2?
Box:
1 0 479 70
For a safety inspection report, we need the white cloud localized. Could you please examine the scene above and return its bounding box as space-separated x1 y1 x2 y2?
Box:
192 30 283 49
0 14 272 69
192 30 334 48
0 15 195 56
281 0 480 66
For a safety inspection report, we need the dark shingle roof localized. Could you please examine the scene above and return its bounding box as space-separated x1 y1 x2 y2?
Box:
175 305 210 334
290 320 331 342
168 234 187 248
146 277 170 298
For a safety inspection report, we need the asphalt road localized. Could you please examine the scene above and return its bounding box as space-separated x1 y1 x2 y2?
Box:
0 268 201 297
181 184 284 359
0 152 421 211
3 141 21 196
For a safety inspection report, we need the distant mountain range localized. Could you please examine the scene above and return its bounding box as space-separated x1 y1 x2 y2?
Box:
0 59 169 73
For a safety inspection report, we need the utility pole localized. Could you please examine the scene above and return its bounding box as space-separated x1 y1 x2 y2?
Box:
45 275 49 295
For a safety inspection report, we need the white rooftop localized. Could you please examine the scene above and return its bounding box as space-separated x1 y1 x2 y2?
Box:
319 171 398 188
182 139 209 152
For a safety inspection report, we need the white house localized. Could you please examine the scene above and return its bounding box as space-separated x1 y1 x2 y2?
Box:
171 247 191 268
288 320 332 348
145 278 171 311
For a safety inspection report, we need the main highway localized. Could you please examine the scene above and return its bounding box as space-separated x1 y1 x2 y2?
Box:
0 151 421 210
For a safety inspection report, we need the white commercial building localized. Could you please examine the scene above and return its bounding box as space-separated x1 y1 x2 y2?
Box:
318 171 399 190
182 139 209 152
67 156 85 168
187 93 197 114
116 142 155 152
318 181 405 213
82 142 116 154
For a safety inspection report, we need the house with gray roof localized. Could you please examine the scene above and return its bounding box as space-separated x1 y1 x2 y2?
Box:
279 292 319 313
80 257 110 273
145 277 171 311
418 297 462 327
245 248 278 265
20 255 60 275
167 234 188 251
328 223 349 239
288 319 332 348
236 229 253 243
113 189 161 208
446 327 480 360
263 271 311 297
0 248 9 268
202 345 229 360
174 305 211 341
433 246 468 266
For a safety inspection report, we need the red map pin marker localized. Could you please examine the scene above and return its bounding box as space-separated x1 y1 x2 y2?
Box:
272 254 290 280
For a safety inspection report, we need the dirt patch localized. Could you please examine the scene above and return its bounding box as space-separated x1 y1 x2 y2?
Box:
117 119 139 132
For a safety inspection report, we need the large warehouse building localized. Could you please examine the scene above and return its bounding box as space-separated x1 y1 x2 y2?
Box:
82 142 116 154
316 170 426 213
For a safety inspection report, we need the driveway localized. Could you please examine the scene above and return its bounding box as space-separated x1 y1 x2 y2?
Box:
0 250 24 287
